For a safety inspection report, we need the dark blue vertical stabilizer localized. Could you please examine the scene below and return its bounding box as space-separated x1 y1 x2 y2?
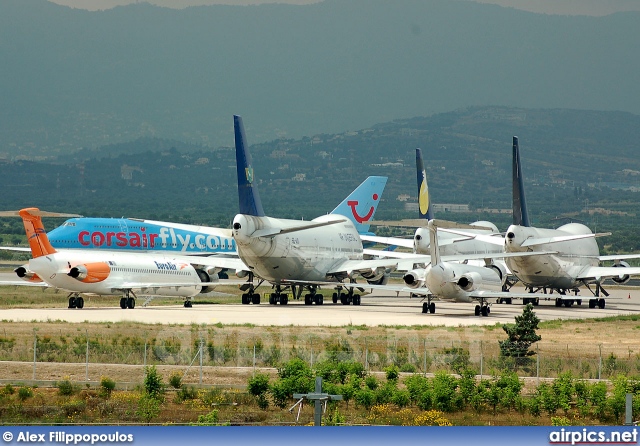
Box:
234 115 265 217
416 148 434 220
512 136 530 227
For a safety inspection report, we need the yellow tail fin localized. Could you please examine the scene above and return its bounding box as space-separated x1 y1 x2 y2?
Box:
19 208 57 258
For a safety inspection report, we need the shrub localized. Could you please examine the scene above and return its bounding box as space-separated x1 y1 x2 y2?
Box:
3 384 14 395
100 376 116 398
57 378 76 396
18 386 33 401
176 386 198 403
136 395 160 424
385 365 399 382
193 409 229 426
169 372 183 389
365 375 379 391
143 365 164 400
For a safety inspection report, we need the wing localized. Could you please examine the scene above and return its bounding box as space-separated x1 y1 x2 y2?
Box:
326 258 398 276
577 265 640 282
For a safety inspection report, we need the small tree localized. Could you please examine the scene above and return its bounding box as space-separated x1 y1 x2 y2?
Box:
143 365 165 400
499 303 541 357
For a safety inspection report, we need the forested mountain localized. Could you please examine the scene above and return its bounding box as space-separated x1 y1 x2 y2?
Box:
1 106 640 254
1 0 639 153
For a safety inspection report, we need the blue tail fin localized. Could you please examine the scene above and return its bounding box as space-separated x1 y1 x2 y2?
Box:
512 136 531 227
234 115 266 217
331 176 387 235
416 148 434 220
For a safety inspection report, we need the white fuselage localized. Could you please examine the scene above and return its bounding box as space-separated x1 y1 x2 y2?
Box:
505 223 599 289
425 261 503 303
414 221 503 257
232 214 362 283
28 251 203 297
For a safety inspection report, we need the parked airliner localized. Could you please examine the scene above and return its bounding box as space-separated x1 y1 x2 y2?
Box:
231 115 397 306
9 208 246 309
503 136 640 308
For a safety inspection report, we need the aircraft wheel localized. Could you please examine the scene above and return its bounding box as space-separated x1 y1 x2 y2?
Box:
506 298 512 305
576 299 582 306
127 297 135 309
332 293 338 304
305 294 312 305
555 298 562 307
354 295 361 306
68 297 77 309
120 298 127 309
429 302 435 313
422 302 429 313
474 305 481 316
76 297 84 309
341 296 349 305
533 298 539 306
563 300 572 308
315 295 323 305
589 299 596 309
481 306 488 317
598 298 605 309
251 293 260 305
280 294 288 305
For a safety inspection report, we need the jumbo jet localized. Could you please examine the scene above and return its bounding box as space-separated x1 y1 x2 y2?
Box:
230 115 397 306
2 176 386 256
501 136 640 309
8 208 246 309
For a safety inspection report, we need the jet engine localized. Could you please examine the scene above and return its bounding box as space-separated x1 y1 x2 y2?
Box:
611 261 631 284
68 262 110 283
362 267 391 285
15 265 42 283
196 268 219 294
403 269 426 289
485 263 507 286
457 272 482 292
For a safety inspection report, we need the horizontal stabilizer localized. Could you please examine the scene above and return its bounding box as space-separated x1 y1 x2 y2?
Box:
252 218 347 238
577 266 640 282
0 210 83 218
521 232 610 247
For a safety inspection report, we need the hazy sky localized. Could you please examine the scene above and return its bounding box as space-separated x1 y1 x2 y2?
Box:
48 0 640 16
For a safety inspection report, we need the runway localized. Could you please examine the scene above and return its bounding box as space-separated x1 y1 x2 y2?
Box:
1 286 639 327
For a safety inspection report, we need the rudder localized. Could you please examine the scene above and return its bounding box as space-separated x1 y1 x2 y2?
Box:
19 208 57 258
234 115 266 217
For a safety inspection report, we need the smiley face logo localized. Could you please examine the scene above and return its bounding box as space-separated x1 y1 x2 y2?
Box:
347 193 379 224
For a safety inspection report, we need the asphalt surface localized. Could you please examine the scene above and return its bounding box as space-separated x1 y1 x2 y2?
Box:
1 278 639 327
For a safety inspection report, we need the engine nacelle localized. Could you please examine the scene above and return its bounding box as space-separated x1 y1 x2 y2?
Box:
403 269 426 289
611 261 631 284
15 265 43 283
363 267 391 285
485 263 507 286
457 272 482 292
68 262 110 283
236 269 250 278
196 269 218 294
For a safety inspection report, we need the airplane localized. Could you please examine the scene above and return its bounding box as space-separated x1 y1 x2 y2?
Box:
8 208 246 309
1 178 386 257
230 115 398 306
362 147 510 287
500 136 640 309
407 220 541 316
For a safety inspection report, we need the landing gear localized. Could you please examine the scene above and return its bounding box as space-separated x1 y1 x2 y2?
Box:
119 290 136 309
583 281 608 309
474 301 491 316
422 301 436 314
241 292 261 305
333 287 360 305
589 298 605 309
68 294 84 309
183 300 193 308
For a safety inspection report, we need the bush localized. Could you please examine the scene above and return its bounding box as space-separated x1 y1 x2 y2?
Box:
176 386 198 403
247 373 270 397
3 384 15 395
57 378 76 396
18 386 33 401
385 365 399 382
169 372 183 389
100 376 116 398
365 375 379 391
136 395 160 424
143 365 165 400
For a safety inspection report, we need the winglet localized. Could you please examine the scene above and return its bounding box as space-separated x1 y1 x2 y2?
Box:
512 136 531 227
18 208 57 258
234 115 265 217
330 176 387 235
416 148 434 220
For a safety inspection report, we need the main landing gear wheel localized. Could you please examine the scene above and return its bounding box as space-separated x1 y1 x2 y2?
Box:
242 293 261 305
422 302 436 313
120 298 127 309
68 296 77 309
127 297 135 309
332 293 338 304
183 301 193 308
475 305 490 316
76 297 84 309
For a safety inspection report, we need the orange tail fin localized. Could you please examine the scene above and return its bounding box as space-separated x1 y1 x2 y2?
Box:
19 208 57 258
